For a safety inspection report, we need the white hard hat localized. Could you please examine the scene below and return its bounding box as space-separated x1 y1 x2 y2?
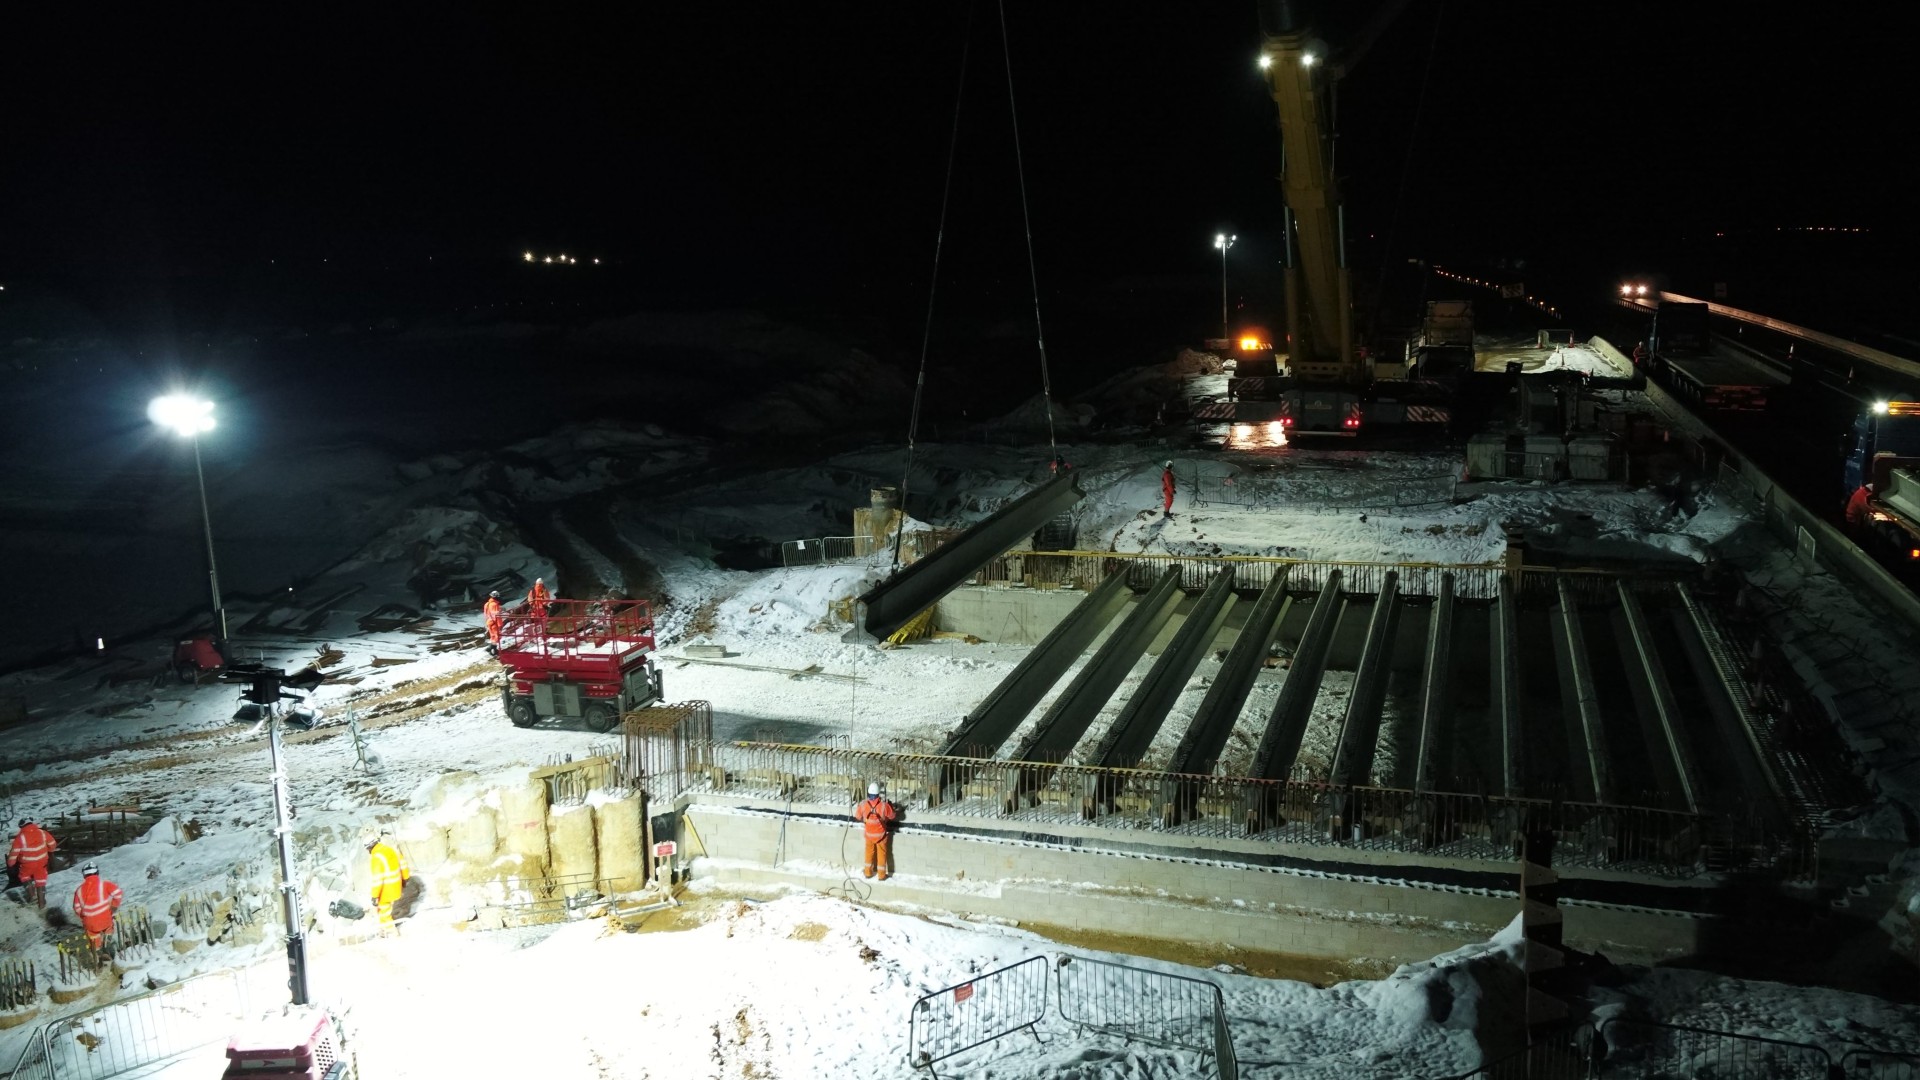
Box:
82 863 99 876
867 781 880 796
1164 460 1173 469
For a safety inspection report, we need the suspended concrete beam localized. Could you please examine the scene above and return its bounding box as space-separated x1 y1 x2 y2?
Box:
1492 577 1525 801
1252 569 1345 784
1013 567 1186 766
1551 578 1614 807
1412 573 1455 795
1161 567 1291 826
1616 582 1706 816
848 471 1084 643
1328 572 1401 789
1093 567 1239 771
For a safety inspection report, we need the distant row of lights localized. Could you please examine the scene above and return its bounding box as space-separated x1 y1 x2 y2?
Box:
1432 268 1563 318
524 252 599 265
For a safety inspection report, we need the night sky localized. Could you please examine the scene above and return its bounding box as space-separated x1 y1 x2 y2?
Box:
2 3 1913 350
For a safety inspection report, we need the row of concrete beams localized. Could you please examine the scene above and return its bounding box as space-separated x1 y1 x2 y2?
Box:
939 571 1133 760
1328 571 1402 788
1251 569 1345 782
1670 581 1793 830
1551 577 1616 807
1411 573 1456 795
1092 566 1241 770
1614 581 1707 815
1168 567 1293 778
849 472 1085 643
1493 577 1526 800
1012 567 1187 764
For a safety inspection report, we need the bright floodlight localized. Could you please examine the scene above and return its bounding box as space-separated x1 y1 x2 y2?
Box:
149 394 215 437
1301 52 1316 66
1872 401 1890 415
1214 233 1236 250
1258 54 1272 70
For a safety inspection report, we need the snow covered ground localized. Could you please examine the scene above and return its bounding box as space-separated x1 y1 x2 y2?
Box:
4 378 1920 1076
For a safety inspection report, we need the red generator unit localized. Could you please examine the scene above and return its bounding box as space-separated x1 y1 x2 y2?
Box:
223 1008 350 1079
497 597 663 732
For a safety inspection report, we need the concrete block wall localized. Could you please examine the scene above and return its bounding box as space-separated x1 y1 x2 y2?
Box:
681 797 1706 966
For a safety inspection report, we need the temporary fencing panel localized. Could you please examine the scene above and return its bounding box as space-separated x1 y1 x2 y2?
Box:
1843 1048 1920 1079
1055 954 1237 1079
908 955 1049 1076
8 970 258 1080
1595 1018 1831 1078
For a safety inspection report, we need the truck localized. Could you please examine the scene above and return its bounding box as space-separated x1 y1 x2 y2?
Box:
1648 299 1783 411
1842 400 1920 564
497 597 663 732
1411 300 1474 383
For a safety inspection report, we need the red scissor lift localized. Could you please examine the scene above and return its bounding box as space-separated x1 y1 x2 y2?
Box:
497 598 663 732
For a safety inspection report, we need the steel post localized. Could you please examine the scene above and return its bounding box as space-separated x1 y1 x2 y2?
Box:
191 437 229 651
1093 566 1239 771
268 713 309 1005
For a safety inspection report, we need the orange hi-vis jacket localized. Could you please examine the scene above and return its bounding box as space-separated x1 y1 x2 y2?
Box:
483 597 504 640
527 581 552 610
73 875 123 934
856 796 897 842
7 823 56 871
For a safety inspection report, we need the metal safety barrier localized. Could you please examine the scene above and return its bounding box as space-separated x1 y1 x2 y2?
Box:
702 740 1795 878
1056 954 1237 1079
1843 1047 1920 1079
909 955 1050 1076
6 969 258 1080
1441 1024 1595 1078
1593 1017 1832 1078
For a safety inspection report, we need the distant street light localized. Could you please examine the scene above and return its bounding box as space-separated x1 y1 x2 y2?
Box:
1213 233 1237 342
148 394 227 652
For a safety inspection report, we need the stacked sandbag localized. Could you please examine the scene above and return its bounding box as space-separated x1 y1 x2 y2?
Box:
593 792 644 894
497 777 551 875
546 803 597 898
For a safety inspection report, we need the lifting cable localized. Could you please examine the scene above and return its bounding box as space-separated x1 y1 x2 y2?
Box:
1366 0 1445 344
998 0 1060 463
891 0 978 574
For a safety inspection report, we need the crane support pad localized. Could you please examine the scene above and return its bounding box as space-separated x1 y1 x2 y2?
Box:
847 472 1085 643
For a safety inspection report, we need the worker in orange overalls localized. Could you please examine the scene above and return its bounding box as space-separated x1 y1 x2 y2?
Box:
854 782 898 880
7 817 57 909
1845 484 1873 532
367 834 411 935
1631 341 1648 367
72 864 123 948
526 578 552 618
483 590 504 653
1161 461 1177 520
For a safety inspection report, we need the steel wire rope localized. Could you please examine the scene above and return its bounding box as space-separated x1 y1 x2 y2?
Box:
998 0 1059 462
1366 1 1445 344
891 0 978 575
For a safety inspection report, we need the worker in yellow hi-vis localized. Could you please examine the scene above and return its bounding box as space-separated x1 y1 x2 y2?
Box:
366 834 410 935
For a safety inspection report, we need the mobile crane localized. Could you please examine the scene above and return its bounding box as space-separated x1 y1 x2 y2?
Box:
1247 0 1442 435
